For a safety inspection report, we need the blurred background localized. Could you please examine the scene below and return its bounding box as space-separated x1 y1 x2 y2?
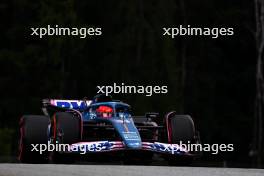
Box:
0 0 263 168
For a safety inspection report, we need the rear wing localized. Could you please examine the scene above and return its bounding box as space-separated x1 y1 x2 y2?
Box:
42 99 92 113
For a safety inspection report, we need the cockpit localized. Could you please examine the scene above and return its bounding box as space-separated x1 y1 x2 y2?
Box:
84 102 132 121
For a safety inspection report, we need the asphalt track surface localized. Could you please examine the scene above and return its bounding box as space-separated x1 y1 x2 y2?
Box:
0 164 264 176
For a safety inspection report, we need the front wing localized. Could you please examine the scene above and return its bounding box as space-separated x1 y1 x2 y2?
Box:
64 141 193 156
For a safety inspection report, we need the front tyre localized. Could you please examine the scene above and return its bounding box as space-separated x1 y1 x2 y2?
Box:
165 113 195 165
18 115 50 163
50 112 81 164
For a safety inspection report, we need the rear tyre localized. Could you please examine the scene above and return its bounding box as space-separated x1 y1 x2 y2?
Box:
50 112 81 164
166 114 195 166
18 115 50 163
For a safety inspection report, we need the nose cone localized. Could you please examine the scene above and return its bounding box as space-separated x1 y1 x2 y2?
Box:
122 130 142 149
125 141 142 149
121 131 142 149
110 119 142 149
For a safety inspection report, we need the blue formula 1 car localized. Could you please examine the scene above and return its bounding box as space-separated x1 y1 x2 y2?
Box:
18 95 201 164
